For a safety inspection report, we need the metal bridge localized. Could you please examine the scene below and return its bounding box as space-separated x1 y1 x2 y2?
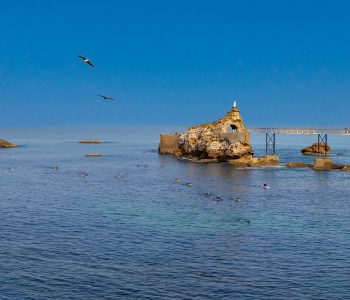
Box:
249 128 350 135
247 128 350 156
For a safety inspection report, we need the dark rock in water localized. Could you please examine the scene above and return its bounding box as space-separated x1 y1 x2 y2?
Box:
331 164 345 170
301 143 331 155
341 166 350 171
0 139 16 148
79 140 103 144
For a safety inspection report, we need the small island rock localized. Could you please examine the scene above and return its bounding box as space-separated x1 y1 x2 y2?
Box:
79 140 103 144
0 139 17 148
286 162 311 168
301 143 331 155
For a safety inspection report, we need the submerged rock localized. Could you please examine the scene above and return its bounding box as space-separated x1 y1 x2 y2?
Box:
79 140 103 144
177 106 253 161
286 162 311 168
228 155 280 167
301 143 331 155
341 166 350 171
0 139 17 148
85 153 102 157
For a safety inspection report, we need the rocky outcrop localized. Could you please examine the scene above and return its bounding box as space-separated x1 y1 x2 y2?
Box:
301 143 331 155
0 139 17 148
229 155 279 167
177 106 253 161
285 158 350 171
79 140 103 144
286 162 311 168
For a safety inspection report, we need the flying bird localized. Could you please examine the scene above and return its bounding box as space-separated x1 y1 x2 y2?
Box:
78 55 94 67
98 94 115 101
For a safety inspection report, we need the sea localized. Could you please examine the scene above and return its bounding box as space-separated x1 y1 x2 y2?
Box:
0 127 349 299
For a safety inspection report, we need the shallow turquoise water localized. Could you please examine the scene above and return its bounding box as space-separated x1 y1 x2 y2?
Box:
0 128 349 299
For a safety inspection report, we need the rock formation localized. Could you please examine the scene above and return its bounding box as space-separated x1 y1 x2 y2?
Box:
85 153 102 157
79 140 103 144
285 158 350 171
286 162 311 168
229 155 280 167
0 139 17 148
301 143 331 155
177 106 253 161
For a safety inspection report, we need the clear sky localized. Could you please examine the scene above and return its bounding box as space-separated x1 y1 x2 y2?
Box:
1 0 350 127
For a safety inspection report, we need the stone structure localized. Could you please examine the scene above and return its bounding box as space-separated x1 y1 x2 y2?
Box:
313 157 333 170
158 133 181 154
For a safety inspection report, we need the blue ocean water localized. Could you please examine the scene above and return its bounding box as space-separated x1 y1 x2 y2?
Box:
0 127 350 299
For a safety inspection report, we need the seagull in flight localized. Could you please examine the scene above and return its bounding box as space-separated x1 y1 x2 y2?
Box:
78 55 94 67
98 94 115 101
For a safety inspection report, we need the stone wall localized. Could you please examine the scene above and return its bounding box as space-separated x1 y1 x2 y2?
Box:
158 134 180 154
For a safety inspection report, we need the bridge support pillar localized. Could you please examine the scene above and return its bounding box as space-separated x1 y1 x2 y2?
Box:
265 133 276 155
314 157 333 170
317 134 328 157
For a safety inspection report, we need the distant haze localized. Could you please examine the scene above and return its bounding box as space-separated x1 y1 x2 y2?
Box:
0 0 349 128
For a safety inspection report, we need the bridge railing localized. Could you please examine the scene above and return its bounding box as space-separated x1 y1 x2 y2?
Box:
249 128 350 135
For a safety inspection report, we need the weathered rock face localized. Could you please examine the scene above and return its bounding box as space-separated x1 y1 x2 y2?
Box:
0 139 16 148
177 107 253 161
301 143 331 155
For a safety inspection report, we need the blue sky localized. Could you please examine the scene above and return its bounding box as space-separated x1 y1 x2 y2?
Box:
1 0 350 127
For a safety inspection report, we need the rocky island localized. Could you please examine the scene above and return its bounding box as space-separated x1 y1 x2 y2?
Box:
301 143 331 155
79 140 103 144
159 104 279 167
0 139 17 148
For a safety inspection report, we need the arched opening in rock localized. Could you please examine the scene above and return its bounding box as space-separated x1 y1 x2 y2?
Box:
227 125 238 133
